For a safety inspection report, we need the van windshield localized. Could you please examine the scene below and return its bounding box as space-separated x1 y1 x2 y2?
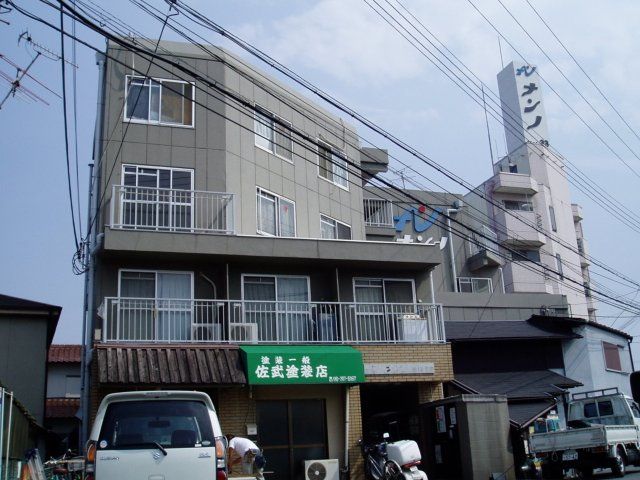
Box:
99 400 214 449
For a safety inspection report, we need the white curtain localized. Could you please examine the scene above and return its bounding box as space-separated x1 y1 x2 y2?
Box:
157 273 191 341
258 192 276 235
279 198 295 237
254 111 272 150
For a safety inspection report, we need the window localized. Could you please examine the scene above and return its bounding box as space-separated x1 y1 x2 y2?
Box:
242 275 310 342
511 249 541 263
65 375 81 398
115 270 193 341
583 400 614 418
254 107 293 161
583 402 598 418
318 141 348 189
603 341 623 371
120 165 193 230
556 253 563 279
320 215 351 240
99 400 214 450
504 200 533 211
627 400 640 419
256 188 296 237
124 76 194 126
457 277 493 293
549 205 557 232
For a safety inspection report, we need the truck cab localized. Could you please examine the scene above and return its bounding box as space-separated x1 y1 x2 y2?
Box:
568 388 640 428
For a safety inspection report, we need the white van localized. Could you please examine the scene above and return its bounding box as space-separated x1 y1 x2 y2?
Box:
85 391 227 480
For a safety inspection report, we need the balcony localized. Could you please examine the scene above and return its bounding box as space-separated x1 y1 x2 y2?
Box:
577 237 590 266
495 209 546 247
467 226 502 271
100 298 445 345
572 203 583 222
110 185 235 234
491 172 538 195
363 198 394 228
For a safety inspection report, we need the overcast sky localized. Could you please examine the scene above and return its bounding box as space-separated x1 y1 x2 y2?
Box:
2 0 640 351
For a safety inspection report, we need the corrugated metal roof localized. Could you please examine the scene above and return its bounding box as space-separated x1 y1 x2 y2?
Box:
453 370 581 400
45 398 80 418
95 345 247 385
529 315 633 340
445 321 578 342
48 344 82 363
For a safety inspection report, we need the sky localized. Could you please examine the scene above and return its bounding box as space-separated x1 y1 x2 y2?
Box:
2 0 640 352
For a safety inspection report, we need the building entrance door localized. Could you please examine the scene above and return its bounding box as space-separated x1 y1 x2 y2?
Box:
256 399 327 480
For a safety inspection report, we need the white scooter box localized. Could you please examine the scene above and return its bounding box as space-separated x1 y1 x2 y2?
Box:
387 439 422 466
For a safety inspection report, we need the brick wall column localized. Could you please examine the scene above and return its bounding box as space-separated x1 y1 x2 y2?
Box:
418 382 443 404
217 386 255 438
347 385 363 479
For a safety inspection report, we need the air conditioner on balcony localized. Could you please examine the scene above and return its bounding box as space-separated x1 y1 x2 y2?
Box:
192 323 221 341
398 313 429 341
229 323 258 343
304 459 339 480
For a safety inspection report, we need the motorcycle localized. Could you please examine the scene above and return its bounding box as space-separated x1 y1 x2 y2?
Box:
360 433 428 480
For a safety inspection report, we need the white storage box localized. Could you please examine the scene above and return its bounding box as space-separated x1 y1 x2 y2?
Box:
387 440 422 466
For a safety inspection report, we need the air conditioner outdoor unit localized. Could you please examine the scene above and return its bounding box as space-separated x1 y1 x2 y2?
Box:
398 313 429 341
304 459 339 480
229 323 258 343
192 323 221 341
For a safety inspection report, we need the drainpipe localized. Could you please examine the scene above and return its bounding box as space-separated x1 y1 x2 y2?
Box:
344 386 350 476
429 269 435 304
80 51 106 448
200 273 217 299
498 267 506 294
446 208 460 292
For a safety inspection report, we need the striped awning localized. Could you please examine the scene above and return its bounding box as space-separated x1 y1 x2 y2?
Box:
95 345 246 385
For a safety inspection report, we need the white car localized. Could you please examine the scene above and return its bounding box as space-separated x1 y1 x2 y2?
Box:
85 391 227 480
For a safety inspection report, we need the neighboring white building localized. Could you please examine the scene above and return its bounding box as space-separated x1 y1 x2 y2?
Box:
466 62 595 321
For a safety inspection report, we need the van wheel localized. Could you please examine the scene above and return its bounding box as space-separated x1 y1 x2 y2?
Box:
612 448 626 477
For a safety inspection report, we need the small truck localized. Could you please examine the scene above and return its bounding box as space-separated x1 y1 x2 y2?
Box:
530 388 640 478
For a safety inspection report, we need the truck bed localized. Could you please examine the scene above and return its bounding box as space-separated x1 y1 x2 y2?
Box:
530 425 640 453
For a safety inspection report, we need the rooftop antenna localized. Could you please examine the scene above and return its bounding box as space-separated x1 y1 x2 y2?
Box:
482 86 495 169
498 36 505 69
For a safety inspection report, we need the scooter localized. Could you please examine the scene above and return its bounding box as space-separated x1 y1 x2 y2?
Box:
360 433 428 480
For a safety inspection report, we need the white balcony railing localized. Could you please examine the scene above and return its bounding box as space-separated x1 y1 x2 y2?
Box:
363 198 394 228
110 185 235 234
100 298 445 345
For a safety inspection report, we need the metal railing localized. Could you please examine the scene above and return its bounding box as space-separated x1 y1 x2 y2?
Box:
110 185 235 234
101 298 445 344
363 198 394 228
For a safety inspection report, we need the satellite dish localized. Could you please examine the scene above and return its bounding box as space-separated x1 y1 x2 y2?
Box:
306 461 327 480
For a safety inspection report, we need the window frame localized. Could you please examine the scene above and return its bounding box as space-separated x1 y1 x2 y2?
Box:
317 139 349 191
117 268 194 300
256 187 297 237
253 105 293 163
457 277 493 294
319 214 352 240
352 277 417 304
241 273 311 302
123 75 195 128
504 200 534 212
549 205 557 232
603 341 624 372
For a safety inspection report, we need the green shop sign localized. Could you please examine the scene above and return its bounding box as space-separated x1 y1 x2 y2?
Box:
240 345 365 385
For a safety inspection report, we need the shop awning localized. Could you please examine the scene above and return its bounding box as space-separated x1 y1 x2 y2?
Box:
95 345 246 385
240 345 365 385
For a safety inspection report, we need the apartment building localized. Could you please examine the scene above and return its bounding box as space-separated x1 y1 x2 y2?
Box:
85 40 453 480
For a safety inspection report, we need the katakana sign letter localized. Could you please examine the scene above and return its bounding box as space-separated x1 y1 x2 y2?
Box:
527 116 542 129
521 83 538 97
516 65 536 77
524 100 541 113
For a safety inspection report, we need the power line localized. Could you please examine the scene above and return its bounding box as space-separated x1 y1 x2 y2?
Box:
523 0 640 148
21 0 640 316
